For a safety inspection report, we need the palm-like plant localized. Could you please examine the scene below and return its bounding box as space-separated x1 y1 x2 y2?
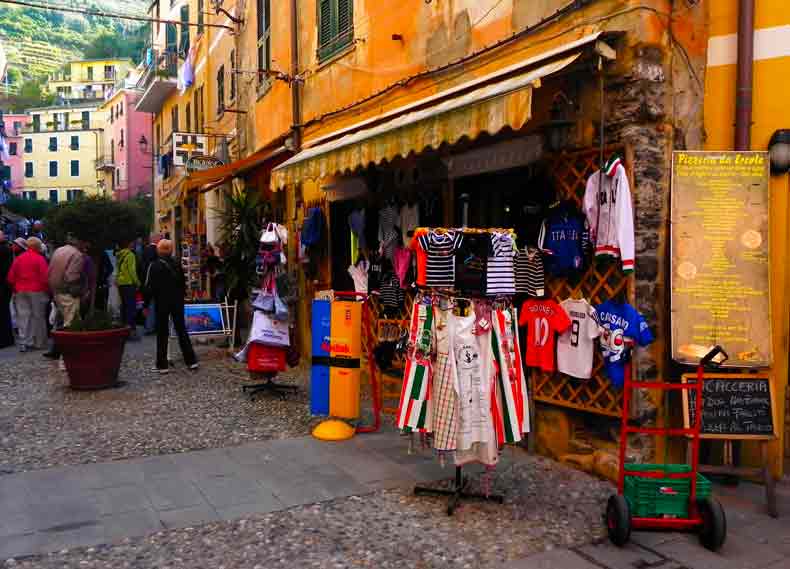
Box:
216 188 268 302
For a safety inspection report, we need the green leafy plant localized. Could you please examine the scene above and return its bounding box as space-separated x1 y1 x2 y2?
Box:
65 310 124 332
215 188 268 301
44 195 148 251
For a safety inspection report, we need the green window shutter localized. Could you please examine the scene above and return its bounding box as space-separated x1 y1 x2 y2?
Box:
318 0 333 58
318 0 354 61
166 23 178 53
338 0 353 36
180 6 190 54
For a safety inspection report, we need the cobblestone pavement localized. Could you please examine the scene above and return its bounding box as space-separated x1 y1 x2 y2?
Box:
0 338 317 474
1 434 612 566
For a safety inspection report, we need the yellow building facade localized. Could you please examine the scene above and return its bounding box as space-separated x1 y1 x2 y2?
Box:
704 0 790 476
22 102 106 203
47 59 134 102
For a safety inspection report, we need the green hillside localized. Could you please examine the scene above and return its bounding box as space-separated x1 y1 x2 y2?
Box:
0 1 149 81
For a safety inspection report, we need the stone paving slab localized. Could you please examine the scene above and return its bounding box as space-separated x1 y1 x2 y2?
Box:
0 433 446 559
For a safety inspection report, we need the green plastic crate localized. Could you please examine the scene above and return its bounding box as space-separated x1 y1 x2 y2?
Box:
623 463 712 518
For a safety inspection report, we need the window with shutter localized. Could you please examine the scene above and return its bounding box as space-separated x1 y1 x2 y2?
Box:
180 6 190 55
318 0 354 62
166 23 178 53
257 0 271 87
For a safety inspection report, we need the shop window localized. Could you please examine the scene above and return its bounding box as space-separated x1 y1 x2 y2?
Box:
24 138 32 153
70 160 79 177
24 162 33 178
8 142 16 156
49 161 58 177
317 0 354 62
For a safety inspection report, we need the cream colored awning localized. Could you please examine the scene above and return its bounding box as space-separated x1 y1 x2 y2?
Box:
272 51 582 189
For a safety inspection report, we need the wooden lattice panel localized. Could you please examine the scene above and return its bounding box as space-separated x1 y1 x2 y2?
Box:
531 147 632 418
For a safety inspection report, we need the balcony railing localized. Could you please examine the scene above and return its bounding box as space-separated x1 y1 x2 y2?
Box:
95 157 115 171
139 50 179 92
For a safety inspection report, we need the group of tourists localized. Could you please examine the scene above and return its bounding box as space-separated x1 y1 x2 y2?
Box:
0 228 198 374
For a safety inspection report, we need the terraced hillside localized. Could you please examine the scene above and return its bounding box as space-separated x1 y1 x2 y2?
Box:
0 0 148 81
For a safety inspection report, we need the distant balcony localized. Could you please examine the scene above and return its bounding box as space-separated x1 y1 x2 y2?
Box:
136 50 179 114
95 157 116 171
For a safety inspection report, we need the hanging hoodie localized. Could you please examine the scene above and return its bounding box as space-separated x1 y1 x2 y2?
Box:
538 202 589 276
583 157 635 273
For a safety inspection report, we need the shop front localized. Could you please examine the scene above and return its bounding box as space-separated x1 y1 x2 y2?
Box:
270 16 788 489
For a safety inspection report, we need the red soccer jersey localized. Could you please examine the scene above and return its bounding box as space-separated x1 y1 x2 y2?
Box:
518 299 572 372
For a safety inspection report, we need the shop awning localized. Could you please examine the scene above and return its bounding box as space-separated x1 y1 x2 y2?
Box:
271 48 586 190
184 145 290 193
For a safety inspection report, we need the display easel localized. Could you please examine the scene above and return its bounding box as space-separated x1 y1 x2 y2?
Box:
414 466 504 516
681 371 779 518
167 298 238 363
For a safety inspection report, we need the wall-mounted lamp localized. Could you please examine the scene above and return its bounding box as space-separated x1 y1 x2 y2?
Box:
768 129 790 175
544 91 576 152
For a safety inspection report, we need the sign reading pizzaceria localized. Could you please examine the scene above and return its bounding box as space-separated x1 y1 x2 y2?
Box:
670 151 771 367
186 155 224 173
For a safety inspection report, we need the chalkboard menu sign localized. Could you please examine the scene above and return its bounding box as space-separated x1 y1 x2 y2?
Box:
682 373 776 439
670 151 772 368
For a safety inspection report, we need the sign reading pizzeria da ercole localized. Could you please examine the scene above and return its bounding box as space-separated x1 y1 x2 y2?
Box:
186 155 224 173
670 151 771 367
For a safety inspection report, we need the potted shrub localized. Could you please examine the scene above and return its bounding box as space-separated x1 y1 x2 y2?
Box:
54 311 129 390
45 196 151 389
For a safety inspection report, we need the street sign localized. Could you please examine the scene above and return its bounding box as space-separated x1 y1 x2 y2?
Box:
186 154 224 173
173 132 207 166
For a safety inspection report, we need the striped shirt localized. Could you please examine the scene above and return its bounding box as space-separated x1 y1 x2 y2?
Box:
486 232 516 296
515 246 545 296
418 230 462 289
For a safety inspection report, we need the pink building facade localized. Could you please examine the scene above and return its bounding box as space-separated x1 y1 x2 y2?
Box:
2 114 30 194
102 89 153 201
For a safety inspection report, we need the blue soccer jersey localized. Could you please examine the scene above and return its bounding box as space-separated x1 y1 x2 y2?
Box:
595 300 654 388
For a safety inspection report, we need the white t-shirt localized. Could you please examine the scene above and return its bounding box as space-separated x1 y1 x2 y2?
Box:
557 298 601 379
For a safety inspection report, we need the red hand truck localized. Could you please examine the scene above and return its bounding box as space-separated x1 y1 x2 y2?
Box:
606 346 728 551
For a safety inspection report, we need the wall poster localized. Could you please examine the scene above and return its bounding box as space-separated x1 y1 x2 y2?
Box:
671 151 771 367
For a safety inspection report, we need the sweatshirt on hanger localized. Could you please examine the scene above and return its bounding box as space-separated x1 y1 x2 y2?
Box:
583 161 635 273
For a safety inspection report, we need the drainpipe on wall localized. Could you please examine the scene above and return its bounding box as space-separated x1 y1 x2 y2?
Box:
290 0 302 152
734 0 755 150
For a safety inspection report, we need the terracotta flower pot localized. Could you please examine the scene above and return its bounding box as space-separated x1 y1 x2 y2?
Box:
53 328 130 390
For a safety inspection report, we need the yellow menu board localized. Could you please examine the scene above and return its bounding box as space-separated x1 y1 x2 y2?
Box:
671 151 771 367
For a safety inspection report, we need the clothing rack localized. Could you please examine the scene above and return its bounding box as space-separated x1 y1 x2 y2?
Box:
414 465 504 516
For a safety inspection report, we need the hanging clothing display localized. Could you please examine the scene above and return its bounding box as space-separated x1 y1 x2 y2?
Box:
378 203 400 260
538 202 589 276
417 229 463 289
347 259 369 294
410 227 429 286
518 298 571 372
583 157 635 273
557 298 601 379
400 202 419 248
595 299 654 388
380 273 404 313
392 246 412 289
454 232 489 295
486 232 516 296
432 306 459 451
514 246 545 297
